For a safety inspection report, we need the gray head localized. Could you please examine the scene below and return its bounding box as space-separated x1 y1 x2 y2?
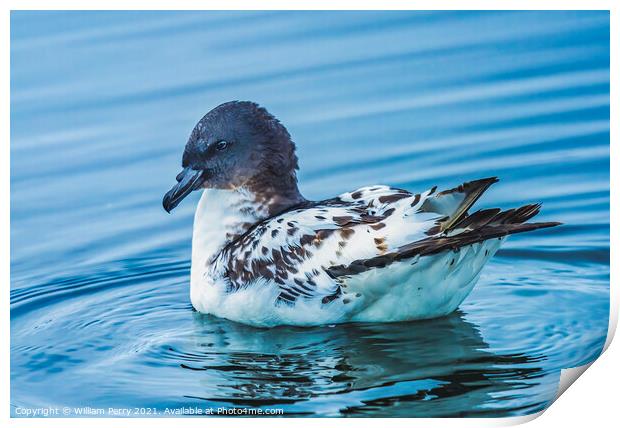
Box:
163 101 303 213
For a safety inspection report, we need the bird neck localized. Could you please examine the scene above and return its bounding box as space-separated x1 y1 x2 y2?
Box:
191 185 305 270
244 169 306 217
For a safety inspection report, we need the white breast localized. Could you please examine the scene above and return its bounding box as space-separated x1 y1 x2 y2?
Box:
190 188 265 291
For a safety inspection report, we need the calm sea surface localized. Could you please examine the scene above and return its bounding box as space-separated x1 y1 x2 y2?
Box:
10 11 609 417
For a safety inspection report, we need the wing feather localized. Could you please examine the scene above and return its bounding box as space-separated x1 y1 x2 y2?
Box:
212 178 559 304
214 185 441 302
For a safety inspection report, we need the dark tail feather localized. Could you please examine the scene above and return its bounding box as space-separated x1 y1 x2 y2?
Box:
449 207 501 231
448 203 543 232
421 177 499 232
327 204 561 278
395 220 561 260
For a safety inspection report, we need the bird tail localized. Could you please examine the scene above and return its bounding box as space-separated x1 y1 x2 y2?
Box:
328 198 561 279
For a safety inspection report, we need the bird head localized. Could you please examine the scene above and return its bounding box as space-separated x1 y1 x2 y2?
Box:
163 101 300 213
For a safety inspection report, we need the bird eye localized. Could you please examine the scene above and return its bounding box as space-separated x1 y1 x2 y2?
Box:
215 141 230 151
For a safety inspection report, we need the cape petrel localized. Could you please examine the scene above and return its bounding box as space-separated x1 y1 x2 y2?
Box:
163 101 560 327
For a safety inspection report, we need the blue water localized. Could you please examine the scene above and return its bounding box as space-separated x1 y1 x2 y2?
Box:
10 11 609 417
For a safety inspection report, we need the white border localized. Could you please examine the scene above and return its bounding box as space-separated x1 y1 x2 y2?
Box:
2 1 616 427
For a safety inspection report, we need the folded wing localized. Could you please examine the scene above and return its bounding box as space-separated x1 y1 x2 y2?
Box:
215 177 559 304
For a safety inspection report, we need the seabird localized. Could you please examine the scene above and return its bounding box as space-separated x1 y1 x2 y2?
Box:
163 101 560 327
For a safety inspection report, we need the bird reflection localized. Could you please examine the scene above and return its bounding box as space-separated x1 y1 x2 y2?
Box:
174 311 547 416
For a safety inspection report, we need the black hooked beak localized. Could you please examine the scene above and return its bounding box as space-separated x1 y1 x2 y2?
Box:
162 167 206 213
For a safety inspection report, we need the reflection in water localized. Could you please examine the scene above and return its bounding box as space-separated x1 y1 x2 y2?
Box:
179 312 546 416
10 256 572 417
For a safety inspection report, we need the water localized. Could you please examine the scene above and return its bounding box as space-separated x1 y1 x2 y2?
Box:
10 11 609 417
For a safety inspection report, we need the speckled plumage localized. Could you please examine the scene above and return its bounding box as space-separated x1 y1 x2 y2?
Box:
164 101 560 327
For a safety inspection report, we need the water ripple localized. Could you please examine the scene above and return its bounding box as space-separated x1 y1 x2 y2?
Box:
11 11 609 417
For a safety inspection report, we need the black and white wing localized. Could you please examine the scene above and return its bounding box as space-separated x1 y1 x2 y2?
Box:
213 183 443 303
214 177 558 305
